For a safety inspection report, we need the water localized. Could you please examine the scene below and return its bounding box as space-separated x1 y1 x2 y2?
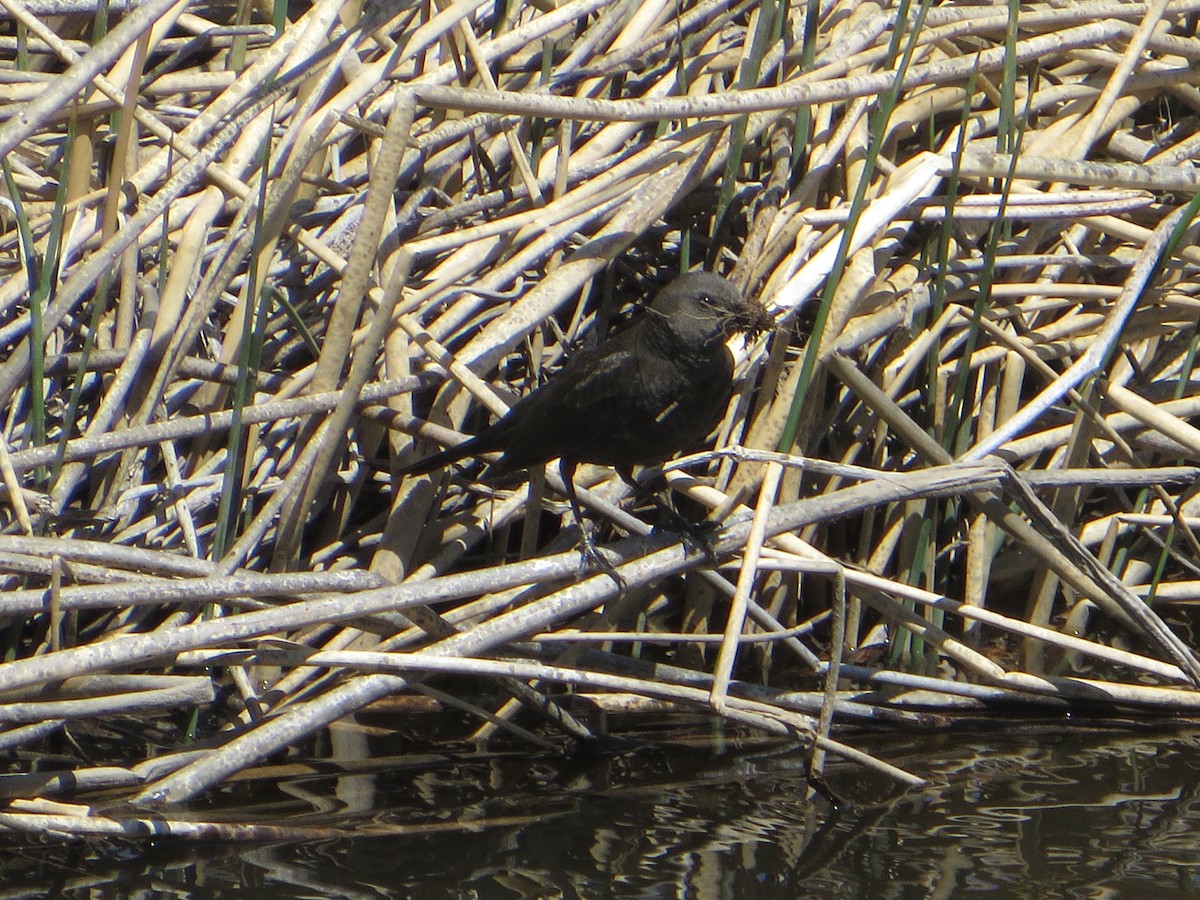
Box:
4 724 1200 897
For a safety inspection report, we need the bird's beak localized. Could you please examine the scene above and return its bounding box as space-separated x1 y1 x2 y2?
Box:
729 300 775 342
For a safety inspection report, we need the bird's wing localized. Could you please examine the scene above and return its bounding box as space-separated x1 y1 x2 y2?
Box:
489 344 645 471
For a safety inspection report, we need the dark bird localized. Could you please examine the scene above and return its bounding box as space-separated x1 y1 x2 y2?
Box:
399 271 772 575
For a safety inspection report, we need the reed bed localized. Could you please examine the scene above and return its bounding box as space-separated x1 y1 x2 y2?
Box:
1 0 1200 837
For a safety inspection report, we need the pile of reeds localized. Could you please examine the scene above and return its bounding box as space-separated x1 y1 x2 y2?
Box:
2 0 1200 837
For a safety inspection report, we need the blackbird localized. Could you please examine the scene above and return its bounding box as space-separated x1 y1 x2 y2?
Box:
399 272 771 574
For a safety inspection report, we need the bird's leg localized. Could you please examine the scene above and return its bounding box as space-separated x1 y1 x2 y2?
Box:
560 458 625 590
616 467 718 564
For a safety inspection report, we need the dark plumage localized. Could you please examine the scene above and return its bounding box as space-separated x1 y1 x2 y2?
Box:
399 271 770 582
399 272 769 479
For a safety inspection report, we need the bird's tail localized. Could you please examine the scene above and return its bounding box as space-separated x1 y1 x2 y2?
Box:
394 438 480 478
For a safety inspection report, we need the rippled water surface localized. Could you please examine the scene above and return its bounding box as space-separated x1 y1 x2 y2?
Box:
5 724 1200 897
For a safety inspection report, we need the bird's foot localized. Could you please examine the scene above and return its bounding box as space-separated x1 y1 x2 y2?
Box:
578 528 626 591
653 513 719 566
617 469 719 565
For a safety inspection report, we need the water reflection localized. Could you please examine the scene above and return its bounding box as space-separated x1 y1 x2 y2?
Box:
5 727 1200 897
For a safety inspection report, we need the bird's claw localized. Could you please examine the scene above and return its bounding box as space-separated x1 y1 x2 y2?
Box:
686 522 720 567
578 529 626 591
651 513 719 566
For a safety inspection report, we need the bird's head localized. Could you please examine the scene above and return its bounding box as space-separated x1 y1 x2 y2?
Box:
648 272 773 349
